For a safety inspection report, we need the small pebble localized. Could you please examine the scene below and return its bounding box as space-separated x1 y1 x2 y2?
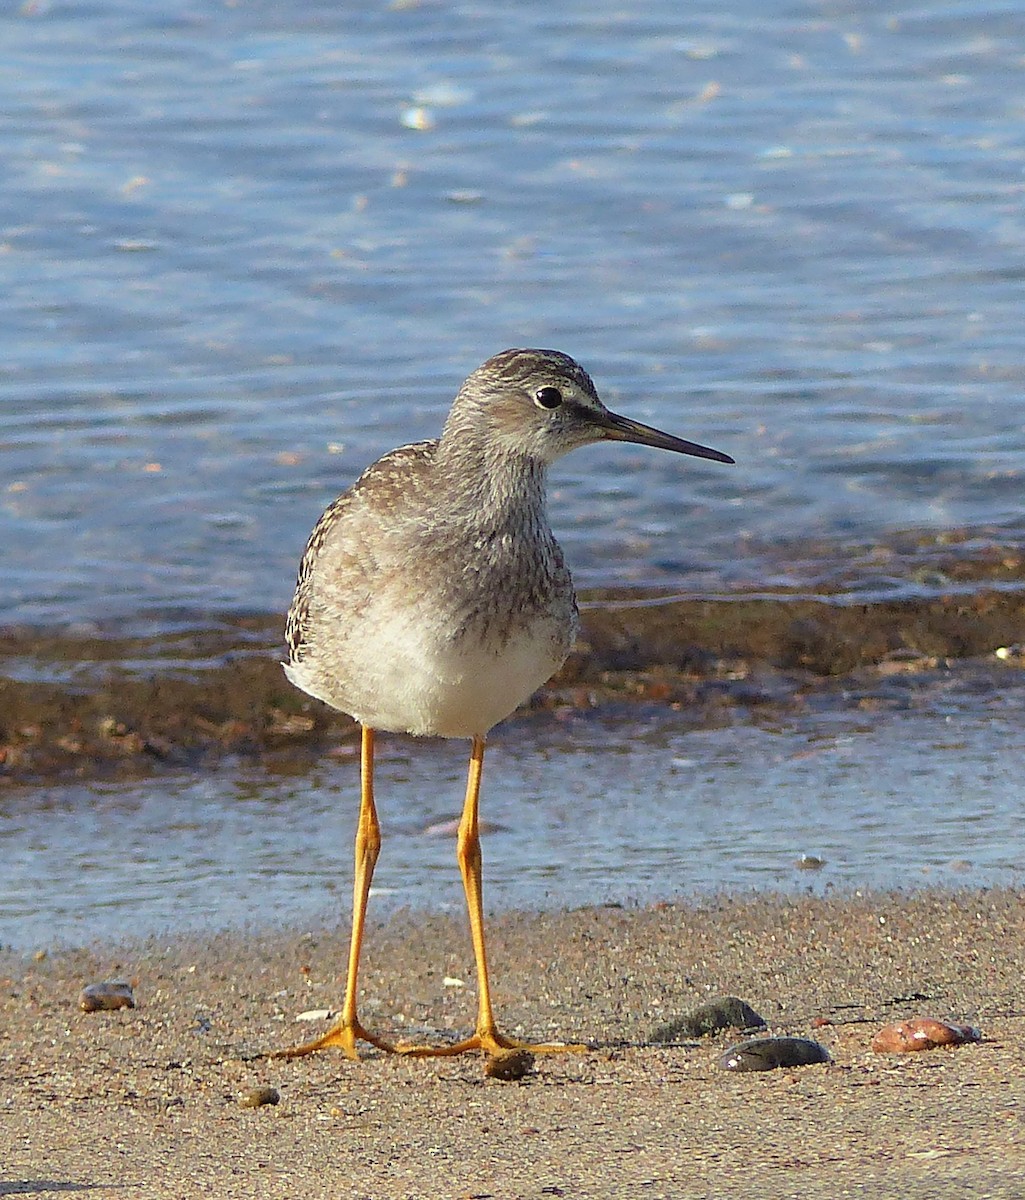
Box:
295 1008 333 1022
240 1086 280 1108
871 1017 981 1053
79 981 135 1012
483 1049 535 1081
650 996 765 1043
720 1036 831 1072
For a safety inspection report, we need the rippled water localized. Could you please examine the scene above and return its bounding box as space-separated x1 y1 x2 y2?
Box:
4 697 1023 951
4 0 1025 626
4 2 1025 942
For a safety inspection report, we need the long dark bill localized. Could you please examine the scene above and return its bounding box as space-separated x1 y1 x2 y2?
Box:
600 410 735 464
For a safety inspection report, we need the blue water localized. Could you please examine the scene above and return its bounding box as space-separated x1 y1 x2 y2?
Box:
4 2 1025 946
2 696 1023 950
4 0 1025 626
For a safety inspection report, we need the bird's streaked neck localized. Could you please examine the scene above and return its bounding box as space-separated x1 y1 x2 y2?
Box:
436 426 550 528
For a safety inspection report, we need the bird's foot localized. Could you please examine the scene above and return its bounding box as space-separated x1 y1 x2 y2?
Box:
398 1028 588 1058
269 1018 399 1061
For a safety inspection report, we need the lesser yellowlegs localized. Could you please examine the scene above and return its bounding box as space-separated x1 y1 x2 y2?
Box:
276 348 734 1059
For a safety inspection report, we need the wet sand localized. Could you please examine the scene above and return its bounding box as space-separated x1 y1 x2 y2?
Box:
2 891 1023 1198
3 536 1025 785
3 545 1024 1195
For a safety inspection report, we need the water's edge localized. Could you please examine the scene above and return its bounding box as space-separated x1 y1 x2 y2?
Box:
3 539 1025 785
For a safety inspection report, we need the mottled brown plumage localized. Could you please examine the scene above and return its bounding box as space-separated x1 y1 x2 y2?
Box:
275 348 733 1061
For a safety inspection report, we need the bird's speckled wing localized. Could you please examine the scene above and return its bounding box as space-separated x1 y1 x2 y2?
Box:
284 439 436 667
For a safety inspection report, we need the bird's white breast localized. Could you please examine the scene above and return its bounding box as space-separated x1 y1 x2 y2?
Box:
285 603 571 739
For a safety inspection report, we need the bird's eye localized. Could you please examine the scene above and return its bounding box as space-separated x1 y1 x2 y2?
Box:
534 386 563 410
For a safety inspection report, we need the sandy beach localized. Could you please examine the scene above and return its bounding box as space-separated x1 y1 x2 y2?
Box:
3 890 1022 1198
3 559 1024 1197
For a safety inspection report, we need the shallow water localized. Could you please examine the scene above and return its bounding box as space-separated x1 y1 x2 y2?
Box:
4 696 1022 951
4 0 1025 627
5 2 1025 945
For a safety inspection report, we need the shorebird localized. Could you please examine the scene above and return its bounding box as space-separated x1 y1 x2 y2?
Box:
275 348 733 1060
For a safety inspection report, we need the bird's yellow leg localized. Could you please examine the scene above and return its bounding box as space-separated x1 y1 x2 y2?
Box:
272 726 399 1060
402 735 587 1058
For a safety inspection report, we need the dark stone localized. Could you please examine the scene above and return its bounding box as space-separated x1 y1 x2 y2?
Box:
483 1049 535 1081
78 981 135 1012
719 1036 831 1072
650 996 766 1043
240 1086 280 1108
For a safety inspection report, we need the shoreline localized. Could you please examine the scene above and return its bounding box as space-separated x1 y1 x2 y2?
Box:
3 559 1025 785
3 889 1022 1197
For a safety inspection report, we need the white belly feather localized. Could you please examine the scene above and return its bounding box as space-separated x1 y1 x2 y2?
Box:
284 611 569 739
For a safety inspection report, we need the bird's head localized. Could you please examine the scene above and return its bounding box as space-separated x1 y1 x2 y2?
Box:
441 348 735 469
